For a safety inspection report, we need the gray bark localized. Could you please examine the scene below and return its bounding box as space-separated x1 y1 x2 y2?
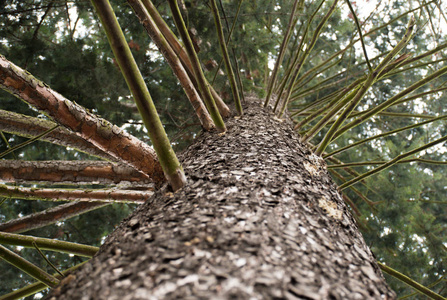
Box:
48 97 395 299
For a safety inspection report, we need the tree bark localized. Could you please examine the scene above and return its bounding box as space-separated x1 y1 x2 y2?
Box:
0 160 151 185
0 185 152 203
0 56 165 184
0 109 119 162
48 98 395 299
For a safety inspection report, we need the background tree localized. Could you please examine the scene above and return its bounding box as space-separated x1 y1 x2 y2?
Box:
0 0 446 298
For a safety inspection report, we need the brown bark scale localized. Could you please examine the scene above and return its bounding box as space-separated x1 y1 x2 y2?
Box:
48 98 395 299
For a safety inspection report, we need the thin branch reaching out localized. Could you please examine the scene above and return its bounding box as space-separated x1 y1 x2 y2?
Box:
328 158 447 169
339 134 447 190
0 185 153 203
210 0 242 115
33 241 64 278
330 169 380 207
300 80 361 142
264 0 302 108
345 0 372 72
278 0 339 117
378 262 447 300
0 131 17 160
0 109 119 162
0 201 108 233
167 0 226 133
232 48 246 103
289 0 434 106
0 244 60 288
325 155 384 201
315 16 416 155
0 261 87 300
91 0 186 191
211 0 244 85
0 232 98 257
0 125 59 159
140 0 231 118
0 55 165 184
331 64 447 143
127 0 215 131
399 273 447 299
324 114 447 158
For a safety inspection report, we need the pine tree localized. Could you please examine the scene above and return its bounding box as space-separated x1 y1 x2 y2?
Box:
0 0 446 298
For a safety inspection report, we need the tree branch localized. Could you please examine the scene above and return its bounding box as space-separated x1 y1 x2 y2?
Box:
0 201 108 233
0 160 152 185
0 232 98 257
127 0 215 130
0 55 165 185
0 109 118 162
0 185 153 203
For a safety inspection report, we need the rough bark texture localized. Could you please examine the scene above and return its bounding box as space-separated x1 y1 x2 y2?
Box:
0 109 118 162
0 185 152 203
0 56 164 184
0 160 151 185
48 98 395 299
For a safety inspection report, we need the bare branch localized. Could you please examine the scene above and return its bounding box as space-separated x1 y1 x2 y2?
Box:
0 55 165 185
0 185 153 203
0 232 98 257
0 109 118 162
0 160 152 185
0 201 108 233
127 0 215 130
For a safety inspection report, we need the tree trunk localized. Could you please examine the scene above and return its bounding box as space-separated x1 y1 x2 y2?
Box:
48 97 395 299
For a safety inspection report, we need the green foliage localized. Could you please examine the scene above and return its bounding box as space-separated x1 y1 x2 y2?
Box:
285 0 446 295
